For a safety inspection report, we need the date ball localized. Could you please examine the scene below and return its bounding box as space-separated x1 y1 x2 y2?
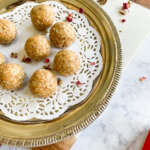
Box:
53 50 80 76
0 19 17 44
0 63 25 90
30 4 54 31
25 35 50 61
50 22 76 48
29 69 57 98
0 53 5 64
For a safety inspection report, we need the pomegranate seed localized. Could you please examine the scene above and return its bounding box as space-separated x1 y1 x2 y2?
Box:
90 62 96 66
122 2 130 10
10 52 18 58
22 57 32 63
44 58 50 63
66 16 72 22
68 13 72 17
76 81 83 86
57 78 63 86
43 64 52 70
79 8 84 14
24 57 31 63
119 10 126 15
139 76 147 82
121 19 126 23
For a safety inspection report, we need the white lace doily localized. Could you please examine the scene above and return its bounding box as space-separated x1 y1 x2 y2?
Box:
0 1 102 121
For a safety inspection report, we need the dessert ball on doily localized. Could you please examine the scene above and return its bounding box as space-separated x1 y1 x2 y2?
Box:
29 69 57 98
0 53 5 64
0 19 17 44
0 63 25 90
25 35 50 61
53 50 80 76
30 4 54 31
50 22 76 48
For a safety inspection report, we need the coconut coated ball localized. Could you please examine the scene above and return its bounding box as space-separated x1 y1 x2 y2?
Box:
30 4 54 31
53 50 80 76
50 22 76 48
0 19 17 44
0 63 25 90
25 35 50 61
29 69 57 98
0 53 5 64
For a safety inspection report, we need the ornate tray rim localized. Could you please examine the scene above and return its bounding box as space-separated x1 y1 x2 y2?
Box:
0 0 122 147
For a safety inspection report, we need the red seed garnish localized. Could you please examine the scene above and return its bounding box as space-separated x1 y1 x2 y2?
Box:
24 57 31 63
76 81 83 86
139 76 147 82
66 16 73 22
79 8 84 14
10 52 18 58
121 19 126 23
44 58 50 63
122 2 130 10
43 64 52 70
57 78 63 86
22 57 32 63
90 62 96 66
119 10 126 15
68 13 72 17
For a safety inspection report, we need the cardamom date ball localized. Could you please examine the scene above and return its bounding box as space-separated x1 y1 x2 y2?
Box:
0 19 17 44
0 53 5 64
0 63 25 90
25 35 50 61
53 50 80 76
29 69 57 98
50 22 76 48
30 4 54 31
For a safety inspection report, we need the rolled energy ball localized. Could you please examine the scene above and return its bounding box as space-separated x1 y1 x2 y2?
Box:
0 53 5 64
53 50 80 76
0 63 25 90
25 35 50 61
30 4 54 31
50 22 76 48
0 19 17 44
29 69 57 98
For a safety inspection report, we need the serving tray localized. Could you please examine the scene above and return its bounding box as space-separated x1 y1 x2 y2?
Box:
0 0 121 147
